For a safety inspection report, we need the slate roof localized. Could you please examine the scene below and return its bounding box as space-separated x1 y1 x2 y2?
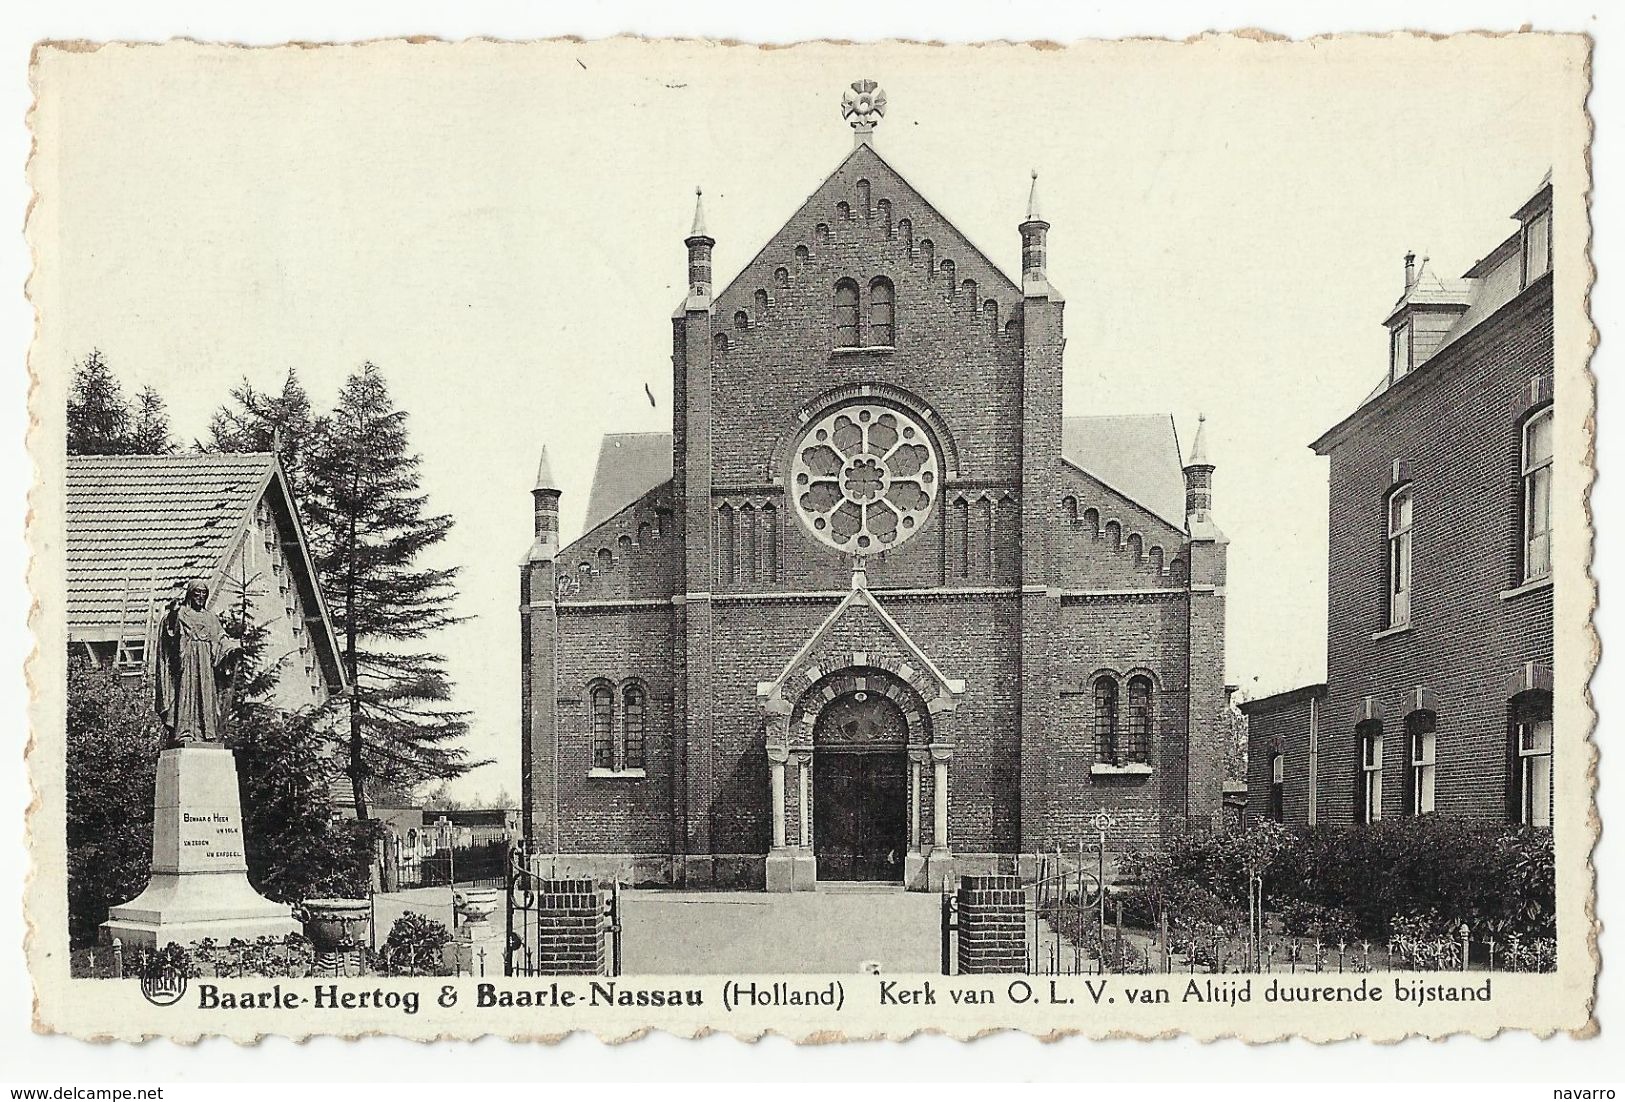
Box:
581 433 674 533
1062 414 1188 531
67 453 276 635
577 413 1190 542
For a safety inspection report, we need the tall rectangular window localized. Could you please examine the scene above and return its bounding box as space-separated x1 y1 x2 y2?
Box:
1388 486 1414 628
1390 322 1411 382
1408 713 1436 816
1269 753 1285 822
833 280 860 348
622 685 646 772
1523 209 1551 285
1125 676 1153 765
1523 410 1554 581
1359 722 1384 824
590 686 614 770
1093 677 1119 764
1517 714 1553 829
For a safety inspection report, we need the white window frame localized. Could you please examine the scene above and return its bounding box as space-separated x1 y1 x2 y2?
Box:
1387 485 1414 628
1410 723 1436 816
1518 717 1553 829
1390 322 1412 382
1523 409 1554 582
1523 208 1552 286
1361 725 1384 824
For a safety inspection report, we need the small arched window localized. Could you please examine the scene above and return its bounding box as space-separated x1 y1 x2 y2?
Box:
1093 676 1119 764
623 684 647 772
834 279 860 347
590 685 615 770
869 277 895 346
1125 675 1153 764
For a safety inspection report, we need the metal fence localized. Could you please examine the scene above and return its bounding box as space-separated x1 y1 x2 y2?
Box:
393 837 510 890
949 845 1557 976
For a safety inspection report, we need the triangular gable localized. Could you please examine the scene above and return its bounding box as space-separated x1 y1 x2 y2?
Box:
1062 414 1188 532
715 142 1021 321
757 569 965 737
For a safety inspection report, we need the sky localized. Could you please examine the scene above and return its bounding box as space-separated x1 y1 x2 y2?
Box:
32 36 1586 802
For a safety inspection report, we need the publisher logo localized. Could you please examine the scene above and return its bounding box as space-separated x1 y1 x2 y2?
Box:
139 959 188 1007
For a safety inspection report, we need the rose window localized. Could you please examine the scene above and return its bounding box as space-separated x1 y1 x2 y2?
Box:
792 403 939 554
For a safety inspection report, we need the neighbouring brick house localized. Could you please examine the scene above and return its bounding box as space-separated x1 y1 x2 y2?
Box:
66 451 346 713
520 81 1230 892
1245 177 1555 830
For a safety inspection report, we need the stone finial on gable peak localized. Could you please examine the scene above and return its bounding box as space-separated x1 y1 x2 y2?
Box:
842 79 887 148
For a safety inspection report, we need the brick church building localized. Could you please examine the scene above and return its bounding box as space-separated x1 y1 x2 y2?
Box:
520 81 1229 891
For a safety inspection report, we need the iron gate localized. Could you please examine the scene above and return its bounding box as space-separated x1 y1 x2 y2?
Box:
503 841 622 977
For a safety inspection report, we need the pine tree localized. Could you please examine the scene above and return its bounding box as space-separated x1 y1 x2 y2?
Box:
129 387 176 455
217 562 376 902
67 350 174 455
302 363 477 819
208 368 318 497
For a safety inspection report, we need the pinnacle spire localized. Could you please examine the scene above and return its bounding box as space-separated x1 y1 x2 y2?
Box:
1025 169 1043 224
534 445 557 491
1187 414 1211 468
688 186 710 241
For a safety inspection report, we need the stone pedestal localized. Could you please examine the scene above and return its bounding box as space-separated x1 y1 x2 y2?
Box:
445 888 502 976
102 747 298 949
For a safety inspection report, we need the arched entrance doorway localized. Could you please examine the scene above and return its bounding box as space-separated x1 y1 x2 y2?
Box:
812 688 908 881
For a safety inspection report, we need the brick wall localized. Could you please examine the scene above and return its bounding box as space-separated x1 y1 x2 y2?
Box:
522 140 1219 873
1241 687 1325 827
1319 279 1553 825
956 874 1028 974
524 879 607 976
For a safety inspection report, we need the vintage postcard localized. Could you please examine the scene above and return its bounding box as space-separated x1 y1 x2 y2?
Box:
24 33 1595 1042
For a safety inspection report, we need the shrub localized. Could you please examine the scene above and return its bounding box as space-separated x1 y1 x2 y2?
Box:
379 911 452 976
66 657 161 947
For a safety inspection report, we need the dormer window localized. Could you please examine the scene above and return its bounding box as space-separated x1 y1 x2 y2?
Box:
1522 207 1551 286
1390 321 1412 382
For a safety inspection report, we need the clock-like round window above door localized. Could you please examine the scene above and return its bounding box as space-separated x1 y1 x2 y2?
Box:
790 402 939 555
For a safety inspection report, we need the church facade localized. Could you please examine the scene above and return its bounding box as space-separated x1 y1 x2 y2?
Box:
519 82 1230 891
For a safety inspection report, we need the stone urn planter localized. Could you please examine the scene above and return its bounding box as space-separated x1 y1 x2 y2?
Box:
298 897 371 977
454 888 500 928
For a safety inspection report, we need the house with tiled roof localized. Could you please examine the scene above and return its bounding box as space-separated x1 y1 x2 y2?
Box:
66 451 345 711
518 81 1230 892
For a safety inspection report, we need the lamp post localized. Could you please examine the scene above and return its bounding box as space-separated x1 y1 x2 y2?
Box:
1090 810 1115 968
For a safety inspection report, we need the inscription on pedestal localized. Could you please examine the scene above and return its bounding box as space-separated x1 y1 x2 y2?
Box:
180 812 245 862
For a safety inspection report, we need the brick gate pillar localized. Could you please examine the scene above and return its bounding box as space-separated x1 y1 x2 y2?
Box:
530 878 607 976
955 874 1029 974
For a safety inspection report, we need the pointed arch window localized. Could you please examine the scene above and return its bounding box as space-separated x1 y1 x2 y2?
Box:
869 277 896 346
834 279 860 348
